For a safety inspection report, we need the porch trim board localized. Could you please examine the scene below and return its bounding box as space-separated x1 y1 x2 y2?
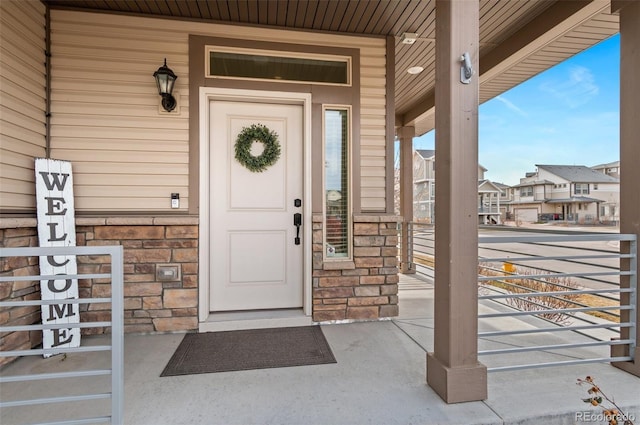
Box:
197 87 313 325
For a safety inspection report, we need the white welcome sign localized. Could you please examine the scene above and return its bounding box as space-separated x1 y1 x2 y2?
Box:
35 158 80 356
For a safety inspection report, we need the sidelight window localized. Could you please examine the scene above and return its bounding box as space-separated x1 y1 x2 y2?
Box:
323 107 351 259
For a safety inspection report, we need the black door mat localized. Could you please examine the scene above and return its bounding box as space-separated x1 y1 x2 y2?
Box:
160 325 336 376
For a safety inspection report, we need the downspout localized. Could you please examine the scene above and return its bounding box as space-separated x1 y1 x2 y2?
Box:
45 5 51 158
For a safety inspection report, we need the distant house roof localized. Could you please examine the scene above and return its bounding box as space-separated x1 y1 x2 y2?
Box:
512 179 555 188
415 149 435 159
478 179 501 192
536 165 619 183
591 160 620 169
492 182 511 190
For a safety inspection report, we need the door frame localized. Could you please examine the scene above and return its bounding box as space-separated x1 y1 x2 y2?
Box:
198 87 313 322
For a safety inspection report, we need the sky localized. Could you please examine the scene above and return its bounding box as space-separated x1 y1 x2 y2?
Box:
413 34 620 186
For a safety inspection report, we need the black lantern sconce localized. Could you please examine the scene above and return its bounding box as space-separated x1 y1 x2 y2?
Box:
153 58 178 112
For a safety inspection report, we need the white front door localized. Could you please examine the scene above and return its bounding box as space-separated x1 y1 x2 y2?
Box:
209 100 303 311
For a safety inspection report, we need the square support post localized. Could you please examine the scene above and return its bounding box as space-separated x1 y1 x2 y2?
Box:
398 126 416 274
611 0 640 377
426 0 487 403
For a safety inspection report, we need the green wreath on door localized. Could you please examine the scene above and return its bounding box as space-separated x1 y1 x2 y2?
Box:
234 124 281 173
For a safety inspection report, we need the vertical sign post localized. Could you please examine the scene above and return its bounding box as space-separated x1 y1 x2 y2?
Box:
35 158 80 356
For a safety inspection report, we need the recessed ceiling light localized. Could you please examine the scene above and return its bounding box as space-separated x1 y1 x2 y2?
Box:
407 66 424 75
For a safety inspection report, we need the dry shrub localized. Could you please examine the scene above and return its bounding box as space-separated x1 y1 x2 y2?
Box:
478 262 580 324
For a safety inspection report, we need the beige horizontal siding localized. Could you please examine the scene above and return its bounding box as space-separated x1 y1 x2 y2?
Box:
0 192 37 210
2 179 34 197
1 148 41 172
360 42 388 212
1 163 36 182
69 160 187 173
50 125 189 142
71 197 185 211
74 185 188 199
50 10 389 213
50 11 189 212
51 150 189 164
52 138 188 153
0 0 46 211
77 174 189 186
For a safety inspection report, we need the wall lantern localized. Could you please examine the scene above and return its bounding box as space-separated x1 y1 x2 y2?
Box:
153 58 178 112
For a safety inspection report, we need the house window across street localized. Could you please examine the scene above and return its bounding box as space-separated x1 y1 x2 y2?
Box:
575 183 590 195
324 107 351 259
520 186 533 197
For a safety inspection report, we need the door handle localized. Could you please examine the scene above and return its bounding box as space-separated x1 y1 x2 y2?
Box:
293 213 302 245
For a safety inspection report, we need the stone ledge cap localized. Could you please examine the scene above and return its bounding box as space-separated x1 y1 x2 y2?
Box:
379 215 403 223
106 217 154 225
353 214 402 223
353 215 380 223
77 217 107 226
154 216 199 225
1 216 200 227
0 218 38 229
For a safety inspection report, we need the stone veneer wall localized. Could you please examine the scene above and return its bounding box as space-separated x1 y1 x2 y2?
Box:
312 214 401 322
76 217 199 334
0 217 198 365
1 213 401 365
0 221 41 366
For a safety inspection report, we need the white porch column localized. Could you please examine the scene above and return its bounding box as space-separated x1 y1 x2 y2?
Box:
611 0 640 377
426 0 487 403
398 126 415 274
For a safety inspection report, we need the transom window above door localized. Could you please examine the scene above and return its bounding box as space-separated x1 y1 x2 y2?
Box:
206 46 351 86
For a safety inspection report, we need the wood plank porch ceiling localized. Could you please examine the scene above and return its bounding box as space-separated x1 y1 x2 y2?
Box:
45 0 619 137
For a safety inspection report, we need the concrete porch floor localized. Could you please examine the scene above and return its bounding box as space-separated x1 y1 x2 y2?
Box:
1 274 639 425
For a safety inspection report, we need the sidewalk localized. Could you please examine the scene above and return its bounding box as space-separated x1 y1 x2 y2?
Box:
1 274 638 425
499 221 621 233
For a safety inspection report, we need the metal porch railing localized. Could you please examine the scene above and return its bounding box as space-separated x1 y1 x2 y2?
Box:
0 245 124 425
402 222 435 280
478 233 636 372
402 223 637 373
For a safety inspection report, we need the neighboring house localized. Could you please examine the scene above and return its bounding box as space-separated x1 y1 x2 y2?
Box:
478 179 503 225
592 160 621 179
509 164 620 224
413 149 436 223
412 150 503 224
493 181 514 220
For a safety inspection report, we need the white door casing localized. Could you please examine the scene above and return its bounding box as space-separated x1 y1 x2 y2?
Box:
200 90 310 314
198 87 312 323
210 100 303 311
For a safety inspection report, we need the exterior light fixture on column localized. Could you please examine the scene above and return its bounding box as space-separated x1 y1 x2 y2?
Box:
153 58 178 112
460 52 474 84
401 32 418 45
